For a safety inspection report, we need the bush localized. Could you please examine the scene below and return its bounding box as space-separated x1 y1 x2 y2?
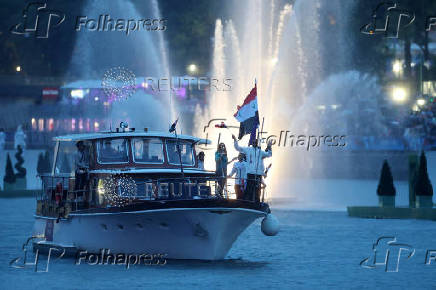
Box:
377 160 396 196
415 151 433 196
4 154 16 184
14 145 26 178
36 152 44 175
43 150 51 173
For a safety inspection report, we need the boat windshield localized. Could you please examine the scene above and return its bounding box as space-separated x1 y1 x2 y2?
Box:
166 140 194 165
97 138 129 164
132 138 164 164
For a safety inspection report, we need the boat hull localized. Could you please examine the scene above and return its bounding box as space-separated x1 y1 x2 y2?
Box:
33 207 266 260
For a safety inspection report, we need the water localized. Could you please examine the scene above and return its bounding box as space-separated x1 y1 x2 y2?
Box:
194 0 389 196
1 196 435 289
67 0 174 130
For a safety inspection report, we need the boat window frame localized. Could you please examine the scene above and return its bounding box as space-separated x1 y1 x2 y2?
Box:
131 137 165 165
165 139 195 166
96 137 130 165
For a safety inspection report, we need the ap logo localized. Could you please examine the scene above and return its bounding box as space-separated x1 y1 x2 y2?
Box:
10 2 65 38
360 2 415 38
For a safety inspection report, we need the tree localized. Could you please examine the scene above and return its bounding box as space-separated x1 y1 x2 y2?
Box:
36 152 44 175
43 150 51 173
14 145 26 178
415 151 433 196
60 154 71 174
4 153 16 184
377 160 396 196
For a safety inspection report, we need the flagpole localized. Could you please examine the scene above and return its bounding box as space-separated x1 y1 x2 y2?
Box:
175 129 185 179
253 79 263 203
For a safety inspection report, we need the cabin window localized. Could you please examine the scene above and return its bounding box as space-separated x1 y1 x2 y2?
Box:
97 138 129 164
132 138 164 164
166 140 194 166
54 141 89 175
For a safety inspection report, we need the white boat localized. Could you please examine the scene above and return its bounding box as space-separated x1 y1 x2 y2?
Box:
32 124 278 260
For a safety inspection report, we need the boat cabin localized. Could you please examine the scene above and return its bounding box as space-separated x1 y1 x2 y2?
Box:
36 127 268 219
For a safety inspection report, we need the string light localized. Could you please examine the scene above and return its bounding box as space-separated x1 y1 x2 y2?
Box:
102 66 136 101
100 175 137 207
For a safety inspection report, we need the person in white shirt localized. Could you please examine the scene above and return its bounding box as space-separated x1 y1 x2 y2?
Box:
232 134 272 202
14 125 26 150
0 128 5 150
228 153 247 199
74 141 90 199
197 151 205 170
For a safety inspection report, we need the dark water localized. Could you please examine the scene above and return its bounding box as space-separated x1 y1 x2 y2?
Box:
1 198 435 289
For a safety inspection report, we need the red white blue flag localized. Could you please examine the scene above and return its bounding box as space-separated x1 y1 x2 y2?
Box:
234 83 260 144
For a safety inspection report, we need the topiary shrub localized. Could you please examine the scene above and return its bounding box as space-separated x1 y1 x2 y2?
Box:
14 145 26 178
60 154 71 173
377 160 396 196
415 151 433 196
4 153 16 184
43 150 51 173
36 152 44 175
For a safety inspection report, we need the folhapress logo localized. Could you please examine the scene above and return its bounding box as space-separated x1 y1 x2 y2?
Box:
360 2 415 38
360 236 415 272
10 2 65 38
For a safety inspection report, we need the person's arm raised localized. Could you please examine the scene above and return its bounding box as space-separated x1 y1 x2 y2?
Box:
232 134 244 152
262 140 273 158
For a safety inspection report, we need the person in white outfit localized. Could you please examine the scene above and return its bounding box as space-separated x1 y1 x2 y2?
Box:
197 151 205 170
228 153 247 200
14 125 27 150
0 129 5 150
232 134 272 202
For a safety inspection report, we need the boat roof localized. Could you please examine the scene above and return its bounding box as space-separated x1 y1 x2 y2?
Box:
53 131 211 144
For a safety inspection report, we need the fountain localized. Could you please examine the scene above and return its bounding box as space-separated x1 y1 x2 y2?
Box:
68 0 173 131
195 0 389 205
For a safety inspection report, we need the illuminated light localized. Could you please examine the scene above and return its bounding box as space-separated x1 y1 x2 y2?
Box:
31 118 37 130
270 58 278 66
417 98 426 106
94 97 99 101
187 64 197 73
103 101 110 106
79 119 84 131
48 118 54 131
331 104 340 110
71 118 76 131
392 87 407 103
392 60 402 74
141 82 148 88
94 121 100 131
16 66 21 72
71 89 84 99
38 118 44 132
317 105 326 110
369 30 374 34
412 105 419 111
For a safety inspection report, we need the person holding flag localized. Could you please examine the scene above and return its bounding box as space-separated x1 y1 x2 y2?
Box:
232 82 272 202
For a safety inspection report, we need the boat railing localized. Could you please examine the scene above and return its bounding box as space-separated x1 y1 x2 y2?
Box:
36 175 267 218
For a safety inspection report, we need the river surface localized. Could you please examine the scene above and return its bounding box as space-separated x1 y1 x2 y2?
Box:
0 196 435 289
